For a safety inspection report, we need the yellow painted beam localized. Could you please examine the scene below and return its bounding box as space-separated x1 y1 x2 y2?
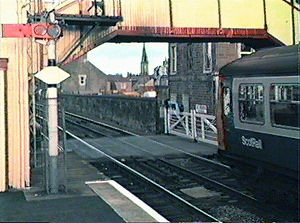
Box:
221 0 265 29
120 0 170 27
0 0 32 190
0 61 7 192
172 0 219 28
266 0 299 45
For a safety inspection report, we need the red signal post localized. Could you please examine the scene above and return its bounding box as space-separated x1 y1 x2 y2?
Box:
2 23 61 39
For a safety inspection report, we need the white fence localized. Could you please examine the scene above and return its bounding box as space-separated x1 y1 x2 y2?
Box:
164 108 218 145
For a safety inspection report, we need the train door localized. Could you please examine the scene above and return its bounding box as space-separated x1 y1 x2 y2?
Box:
217 77 232 150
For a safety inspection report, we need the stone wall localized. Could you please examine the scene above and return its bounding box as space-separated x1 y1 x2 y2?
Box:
169 75 215 114
169 43 239 115
62 94 163 134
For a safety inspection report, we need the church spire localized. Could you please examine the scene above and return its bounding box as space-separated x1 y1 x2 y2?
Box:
141 43 149 75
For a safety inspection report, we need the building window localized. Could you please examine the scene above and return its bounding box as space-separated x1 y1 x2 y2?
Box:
270 84 299 130
78 74 87 86
203 43 212 73
170 44 177 74
187 43 193 70
238 84 264 124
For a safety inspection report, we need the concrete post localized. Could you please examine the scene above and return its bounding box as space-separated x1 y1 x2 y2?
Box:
191 110 196 141
201 115 205 140
185 115 189 136
0 59 8 192
167 108 171 133
164 106 168 134
47 39 58 194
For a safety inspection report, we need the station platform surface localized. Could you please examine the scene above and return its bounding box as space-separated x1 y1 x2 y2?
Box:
0 191 125 223
0 151 125 223
0 133 217 223
68 133 218 160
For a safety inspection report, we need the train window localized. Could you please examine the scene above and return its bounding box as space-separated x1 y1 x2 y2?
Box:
238 84 264 124
223 87 231 116
270 84 300 130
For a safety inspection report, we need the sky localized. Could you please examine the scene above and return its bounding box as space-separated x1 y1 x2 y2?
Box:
87 43 169 76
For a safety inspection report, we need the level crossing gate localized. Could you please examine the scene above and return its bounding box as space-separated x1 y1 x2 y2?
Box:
165 108 218 146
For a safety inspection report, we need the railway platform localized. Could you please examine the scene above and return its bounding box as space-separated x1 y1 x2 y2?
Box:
0 133 217 223
0 151 125 223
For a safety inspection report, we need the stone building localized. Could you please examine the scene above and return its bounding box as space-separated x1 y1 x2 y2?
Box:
133 44 169 98
106 74 132 94
153 58 169 86
140 43 149 76
132 43 151 93
61 55 133 95
61 54 107 95
168 42 245 115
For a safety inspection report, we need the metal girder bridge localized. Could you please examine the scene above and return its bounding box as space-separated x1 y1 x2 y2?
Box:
8 0 296 65
34 0 299 65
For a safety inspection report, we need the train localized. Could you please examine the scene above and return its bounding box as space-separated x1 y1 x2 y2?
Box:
217 44 299 179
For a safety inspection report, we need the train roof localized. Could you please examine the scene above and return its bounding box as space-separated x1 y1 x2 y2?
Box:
220 44 299 77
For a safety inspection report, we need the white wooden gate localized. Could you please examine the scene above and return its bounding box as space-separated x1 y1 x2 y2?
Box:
164 108 218 145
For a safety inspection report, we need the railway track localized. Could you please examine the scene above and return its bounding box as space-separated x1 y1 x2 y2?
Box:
64 112 297 222
93 160 220 222
65 113 255 198
66 129 220 222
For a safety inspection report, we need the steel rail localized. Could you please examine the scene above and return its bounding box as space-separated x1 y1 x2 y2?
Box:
66 116 295 222
66 117 257 203
65 112 231 169
64 128 221 223
159 159 257 202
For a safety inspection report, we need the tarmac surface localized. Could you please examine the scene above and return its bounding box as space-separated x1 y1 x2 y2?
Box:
0 191 125 223
0 151 125 223
0 133 217 223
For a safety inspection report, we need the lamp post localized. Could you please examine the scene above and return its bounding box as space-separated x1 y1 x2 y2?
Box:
35 59 70 194
47 39 59 194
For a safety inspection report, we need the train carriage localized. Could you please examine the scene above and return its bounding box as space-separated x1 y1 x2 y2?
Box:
217 44 299 179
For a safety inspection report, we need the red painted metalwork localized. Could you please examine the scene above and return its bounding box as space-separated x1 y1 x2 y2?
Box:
63 25 282 66
2 24 60 39
117 26 269 39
